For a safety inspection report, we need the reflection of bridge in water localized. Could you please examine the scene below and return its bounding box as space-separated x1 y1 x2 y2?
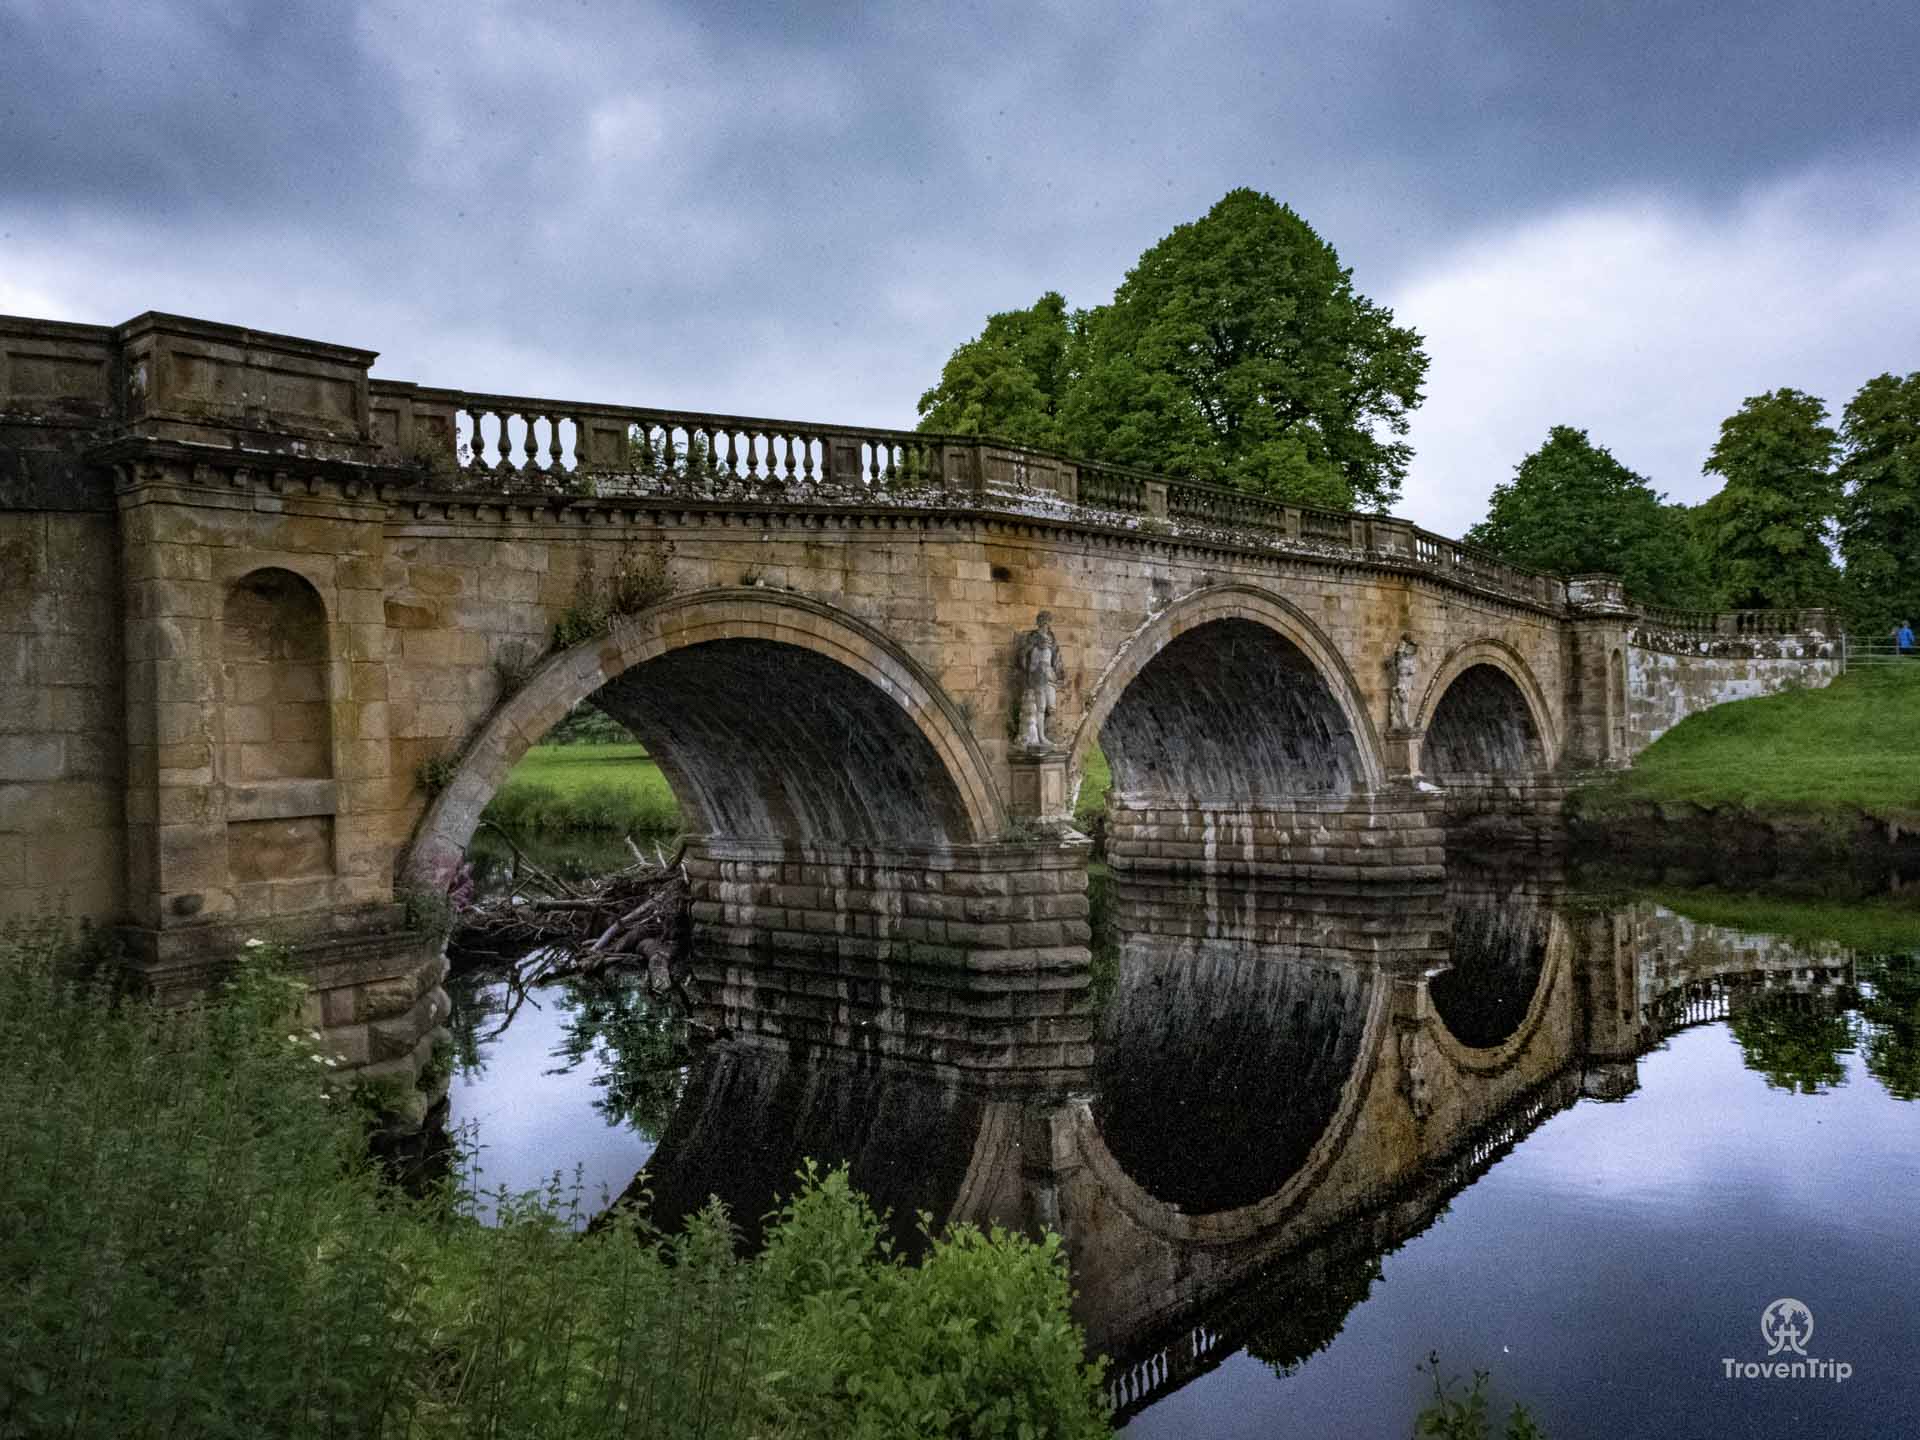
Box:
614 866 1860 1420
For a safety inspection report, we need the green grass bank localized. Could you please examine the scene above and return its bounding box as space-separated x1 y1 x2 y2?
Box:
481 742 682 837
1576 666 1920 818
1568 666 1920 892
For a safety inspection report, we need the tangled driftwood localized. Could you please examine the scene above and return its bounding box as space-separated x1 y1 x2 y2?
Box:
452 824 696 1038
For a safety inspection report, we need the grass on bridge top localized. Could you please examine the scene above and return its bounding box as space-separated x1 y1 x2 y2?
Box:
1592 665 1920 818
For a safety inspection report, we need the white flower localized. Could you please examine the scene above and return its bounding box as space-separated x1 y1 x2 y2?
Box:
311 1055 326 1065
308 1030 322 1041
245 938 265 949
319 1093 331 1103
325 1058 341 1069
287 1034 299 1044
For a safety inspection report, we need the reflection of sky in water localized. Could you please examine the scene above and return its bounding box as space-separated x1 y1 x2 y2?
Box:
1124 1025 1920 1440
446 979 658 1222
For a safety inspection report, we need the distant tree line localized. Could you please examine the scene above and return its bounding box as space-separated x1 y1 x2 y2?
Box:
919 189 1917 635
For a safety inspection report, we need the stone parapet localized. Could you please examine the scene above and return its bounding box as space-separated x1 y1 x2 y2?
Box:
685 837 1094 1085
1103 793 1448 881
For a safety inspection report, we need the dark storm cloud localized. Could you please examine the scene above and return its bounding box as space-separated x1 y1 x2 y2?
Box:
2 0 1917 526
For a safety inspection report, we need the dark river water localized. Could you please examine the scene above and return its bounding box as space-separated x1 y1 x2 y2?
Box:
444 858 1920 1439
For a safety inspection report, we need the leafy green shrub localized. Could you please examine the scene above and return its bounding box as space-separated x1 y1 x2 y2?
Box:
0 920 1113 1439
1414 1354 1547 1439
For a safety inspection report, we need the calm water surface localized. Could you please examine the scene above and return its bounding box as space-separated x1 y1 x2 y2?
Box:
445 863 1920 1438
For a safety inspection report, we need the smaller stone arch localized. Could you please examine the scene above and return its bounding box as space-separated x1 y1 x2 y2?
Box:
1067 585 1388 808
1414 639 1560 778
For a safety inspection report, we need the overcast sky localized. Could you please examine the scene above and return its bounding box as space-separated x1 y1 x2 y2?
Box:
4 0 1916 536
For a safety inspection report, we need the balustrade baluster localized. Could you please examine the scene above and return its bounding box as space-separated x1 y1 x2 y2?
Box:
474 409 493 469
547 413 564 472
778 432 793 483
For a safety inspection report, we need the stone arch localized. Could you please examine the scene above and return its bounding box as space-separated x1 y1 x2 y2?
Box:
1068 586 1386 810
1414 639 1559 780
405 589 1004 886
219 567 333 784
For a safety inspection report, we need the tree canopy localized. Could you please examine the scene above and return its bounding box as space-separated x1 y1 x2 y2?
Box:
1837 371 1920 636
1695 388 1840 610
914 291 1073 449
916 190 1428 511
1466 425 1709 607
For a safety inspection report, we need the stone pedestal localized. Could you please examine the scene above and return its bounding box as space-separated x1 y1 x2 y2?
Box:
1008 748 1071 827
1382 726 1425 784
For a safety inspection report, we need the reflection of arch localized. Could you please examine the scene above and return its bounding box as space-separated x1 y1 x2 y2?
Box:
1093 950 1378 1214
1068 586 1386 806
1069 973 1390 1245
406 590 1003 885
219 567 333 783
1414 639 1559 773
1428 910 1568 1075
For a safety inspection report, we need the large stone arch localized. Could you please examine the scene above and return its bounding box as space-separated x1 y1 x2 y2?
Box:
1426 903 1568 1075
1067 585 1387 810
405 589 1004 886
1414 638 1560 778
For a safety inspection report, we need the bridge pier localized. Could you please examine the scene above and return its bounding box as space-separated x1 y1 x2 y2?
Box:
685 837 1094 1087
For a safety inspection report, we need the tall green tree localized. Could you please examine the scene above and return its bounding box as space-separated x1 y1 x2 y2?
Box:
1061 190 1427 510
915 291 1074 448
1837 371 1920 637
1695 388 1840 609
1467 425 1710 606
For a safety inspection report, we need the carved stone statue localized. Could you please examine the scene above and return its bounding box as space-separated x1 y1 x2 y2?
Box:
1016 610 1067 749
1387 633 1419 731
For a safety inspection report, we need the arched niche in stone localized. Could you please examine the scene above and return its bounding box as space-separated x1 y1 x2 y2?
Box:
218 567 340 914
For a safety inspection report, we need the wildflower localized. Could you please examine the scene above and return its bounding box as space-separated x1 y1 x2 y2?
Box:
308 1030 322 1041
245 938 265 949
319 1093 332 1103
311 1055 326 1065
325 1057 341 1069
287 1034 299 1044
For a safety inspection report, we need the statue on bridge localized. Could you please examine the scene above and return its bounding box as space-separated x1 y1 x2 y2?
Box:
1388 634 1420 732
1016 611 1068 750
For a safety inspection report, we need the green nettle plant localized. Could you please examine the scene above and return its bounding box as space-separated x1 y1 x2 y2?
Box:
0 919 1112 1439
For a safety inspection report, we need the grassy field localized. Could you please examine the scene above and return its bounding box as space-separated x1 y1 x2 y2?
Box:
1585 666 1920 817
481 743 682 837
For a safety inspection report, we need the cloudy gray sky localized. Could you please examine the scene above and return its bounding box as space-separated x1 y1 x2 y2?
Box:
4 0 1916 535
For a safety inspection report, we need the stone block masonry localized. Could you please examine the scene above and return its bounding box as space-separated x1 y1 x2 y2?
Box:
687 839 1094 1087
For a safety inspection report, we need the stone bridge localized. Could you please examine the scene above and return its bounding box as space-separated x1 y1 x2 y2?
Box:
0 310 1840 1089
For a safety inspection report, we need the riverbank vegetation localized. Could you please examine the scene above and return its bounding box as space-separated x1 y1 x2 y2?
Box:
0 920 1110 1438
1573 666 1920 820
481 742 682 837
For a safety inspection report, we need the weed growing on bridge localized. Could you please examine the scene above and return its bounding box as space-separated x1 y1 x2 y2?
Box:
0 919 1112 1438
415 751 460 797
553 540 679 650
